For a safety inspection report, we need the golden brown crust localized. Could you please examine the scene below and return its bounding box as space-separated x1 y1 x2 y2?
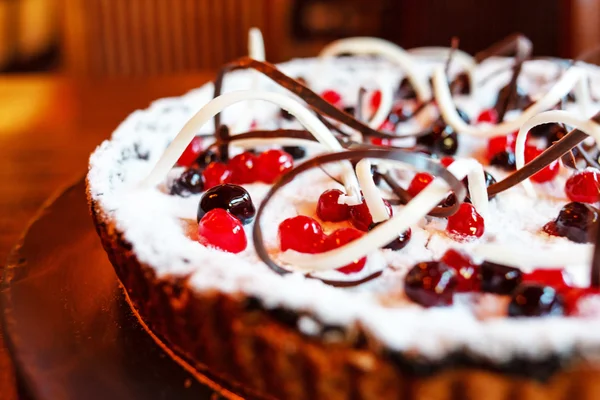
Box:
87 181 600 400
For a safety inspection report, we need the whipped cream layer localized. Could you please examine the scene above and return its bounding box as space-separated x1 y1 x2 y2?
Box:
88 55 600 363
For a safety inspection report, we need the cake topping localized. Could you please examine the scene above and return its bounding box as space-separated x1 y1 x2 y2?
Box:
197 184 256 225
198 209 247 253
317 189 351 222
446 203 485 241
508 284 564 317
177 136 204 167
202 161 233 190
278 216 325 254
565 168 600 203
440 249 480 292
404 261 458 307
323 228 367 274
170 168 204 197
255 149 294 184
544 202 599 244
480 261 523 295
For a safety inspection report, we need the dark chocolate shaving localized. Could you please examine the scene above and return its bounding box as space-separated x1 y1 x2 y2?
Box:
252 149 466 287
474 33 532 64
216 125 231 161
592 222 600 288
444 37 459 76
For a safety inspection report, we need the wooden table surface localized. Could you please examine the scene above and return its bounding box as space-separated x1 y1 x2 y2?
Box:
0 72 214 399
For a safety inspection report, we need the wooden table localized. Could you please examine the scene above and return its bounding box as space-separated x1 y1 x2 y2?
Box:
0 72 214 399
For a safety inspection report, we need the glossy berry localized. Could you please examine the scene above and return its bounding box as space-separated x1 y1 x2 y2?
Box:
522 269 571 292
321 89 343 107
229 152 257 184
198 209 247 253
480 261 522 294
440 157 455 168
404 261 458 307
487 132 516 160
317 189 351 222
177 136 203 167
524 145 559 183
278 216 325 254
170 168 204 197
202 162 233 190
383 227 412 251
477 108 498 124
349 199 393 231
256 149 294 184
446 203 485 240
282 146 306 160
544 202 599 243
440 249 480 292
489 150 516 170
565 169 600 203
196 149 219 168
407 172 434 198
197 184 255 225
323 228 366 274
508 284 564 317
416 119 461 156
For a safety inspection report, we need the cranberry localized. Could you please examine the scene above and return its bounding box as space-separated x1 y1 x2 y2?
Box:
524 145 559 183
565 169 600 203
477 108 498 124
407 172 434 198
440 249 480 292
177 136 204 167
522 269 572 292
198 209 247 253
383 227 412 251
489 150 516 170
282 146 306 160
404 261 457 307
317 189 351 222
198 184 255 225
202 162 233 190
278 215 325 254
487 132 516 160
170 168 204 197
440 157 455 167
323 228 366 274
508 284 564 317
256 149 294 184
446 203 485 240
370 90 382 112
480 261 522 294
544 202 599 243
229 152 257 184
349 199 393 231
321 89 343 107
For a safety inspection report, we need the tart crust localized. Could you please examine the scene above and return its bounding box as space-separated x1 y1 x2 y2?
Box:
88 181 600 400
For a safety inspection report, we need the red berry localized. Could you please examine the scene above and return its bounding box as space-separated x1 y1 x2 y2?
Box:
198 209 247 253
486 132 517 160
349 199 393 231
562 287 600 315
565 168 600 203
446 203 485 240
202 162 233 190
317 189 351 222
477 108 498 124
440 157 455 168
256 149 294 184
323 228 366 274
370 90 382 112
177 136 203 167
321 89 343 107
407 172 434 198
278 216 325 254
440 249 480 292
379 120 396 133
525 145 559 183
371 137 391 146
522 268 572 292
229 151 257 184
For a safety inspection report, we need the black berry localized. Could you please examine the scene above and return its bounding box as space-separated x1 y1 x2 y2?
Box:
282 146 306 160
508 283 564 317
197 183 256 224
404 261 457 307
384 228 412 251
489 151 516 170
547 202 599 243
196 149 219 168
481 261 522 294
171 168 204 197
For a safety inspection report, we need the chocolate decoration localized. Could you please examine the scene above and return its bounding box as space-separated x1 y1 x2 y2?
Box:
252 149 466 287
474 33 532 63
444 37 460 76
216 125 231 161
592 222 600 288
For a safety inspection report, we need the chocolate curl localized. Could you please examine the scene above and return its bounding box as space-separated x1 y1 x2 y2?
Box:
474 33 533 63
253 149 466 287
216 125 231 161
592 222 600 288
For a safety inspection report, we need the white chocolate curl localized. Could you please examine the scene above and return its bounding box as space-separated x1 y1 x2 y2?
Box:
432 65 589 138
141 90 361 204
248 27 265 61
446 159 489 219
364 80 394 130
319 37 432 102
515 110 600 196
355 159 389 223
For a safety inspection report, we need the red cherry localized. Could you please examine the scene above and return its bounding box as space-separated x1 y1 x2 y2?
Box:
407 172 434 198
524 145 559 183
256 149 294 183
177 136 203 167
278 215 325 254
440 249 480 292
371 137 391 146
446 203 485 240
349 199 393 231
198 209 247 253
563 287 600 315
317 189 351 222
486 132 517 160
203 162 233 190
321 89 343 107
477 108 498 124
323 228 366 274
379 120 396 133
370 90 382 112
440 157 455 168
565 168 600 203
522 268 572 292
229 151 257 184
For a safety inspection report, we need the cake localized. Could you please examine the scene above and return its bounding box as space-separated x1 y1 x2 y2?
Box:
87 30 600 399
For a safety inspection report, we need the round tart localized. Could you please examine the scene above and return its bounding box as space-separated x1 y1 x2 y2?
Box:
88 32 600 399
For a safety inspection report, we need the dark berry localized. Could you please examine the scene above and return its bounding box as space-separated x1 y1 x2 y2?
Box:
524 145 560 183
547 124 568 146
196 149 219 168
565 169 600 203
480 261 522 294
197 184 255 224
416 113 466 156
371 165 382 186
256 149 293 184
349 199 393 231
489 151 516 170
317 189 351 222
508 284 564 317
323 228 366 274
282 146 306 160
446 203 485 240
407 172 434 198
545 202 599 243
383 227 412 251
280 108 294 120
397 77 417 99
440 249 480 292
177 136 203 167
404 261 458 307
343 106 356 116
202 162 233 190
529 123 557 138
229 151 257 184
278 216 325 254
171 168 204 196
198 209 247 253
522 269 571 292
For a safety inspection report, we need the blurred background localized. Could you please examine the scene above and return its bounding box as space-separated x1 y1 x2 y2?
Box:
1 0 599 75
